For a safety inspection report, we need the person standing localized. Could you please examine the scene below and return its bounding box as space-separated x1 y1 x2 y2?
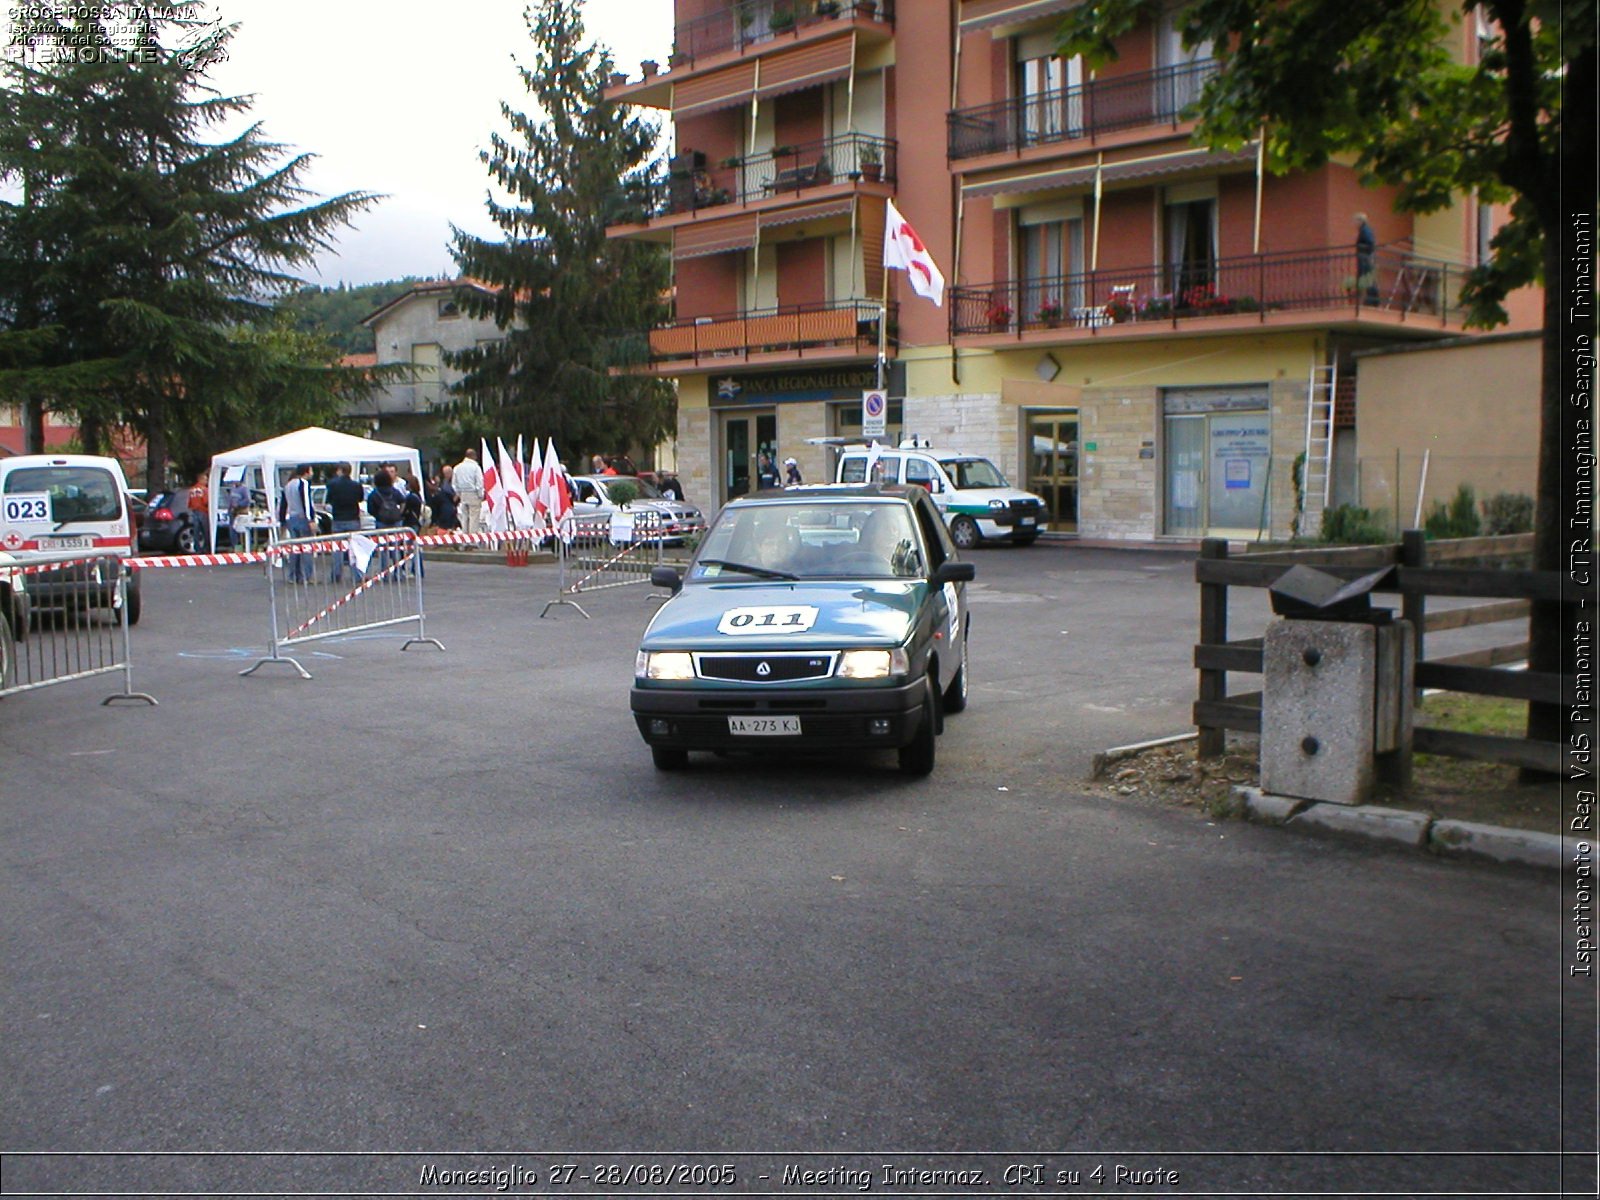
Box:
454 448 485 536
429 466 459 531
1354 212 1379 303
784 456 803 486
756 452 780 490
280 463 314 583
185 472 211 552
225 476 253 549
324 463 365 583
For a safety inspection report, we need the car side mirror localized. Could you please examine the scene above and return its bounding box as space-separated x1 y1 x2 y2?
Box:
933 561 975 584
651 565 683 593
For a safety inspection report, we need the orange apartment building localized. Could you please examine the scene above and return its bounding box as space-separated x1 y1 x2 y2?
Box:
606 0 1532 541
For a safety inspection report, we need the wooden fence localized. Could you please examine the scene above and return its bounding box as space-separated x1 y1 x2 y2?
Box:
1194 532 1570 774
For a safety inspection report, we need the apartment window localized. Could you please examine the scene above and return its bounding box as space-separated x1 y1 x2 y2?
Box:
1476 202 1495 266
437 299 461 319
1164 183 1217 300
1019 200 1085 321
1015 30 1082 141
1157 5 1213 112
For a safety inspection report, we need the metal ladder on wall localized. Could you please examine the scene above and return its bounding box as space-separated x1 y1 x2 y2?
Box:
1299 362 1337 537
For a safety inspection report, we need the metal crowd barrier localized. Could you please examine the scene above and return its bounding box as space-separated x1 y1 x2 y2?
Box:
242 528 444 679
0 552 156 706
541 509 699 618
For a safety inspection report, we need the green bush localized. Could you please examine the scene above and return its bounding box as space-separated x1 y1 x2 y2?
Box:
1319 503 1393 545
1480 491 1535 535
607 480 640 507
1424 483 1482 540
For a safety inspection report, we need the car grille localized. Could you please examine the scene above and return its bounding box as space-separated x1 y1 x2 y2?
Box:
1010 499 1042 514
694 652 837 683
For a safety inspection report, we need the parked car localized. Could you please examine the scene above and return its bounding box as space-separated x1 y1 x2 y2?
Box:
569 474 704 541
0 548 29 686
138 490 211 553
835 443 1046 548
631 484 975 775
0 453 142 624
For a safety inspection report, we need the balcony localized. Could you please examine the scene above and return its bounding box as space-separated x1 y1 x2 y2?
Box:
673 0 894 67
951 247 1465 340
632 300 893 370
948 60 1219 160
653 133 895 220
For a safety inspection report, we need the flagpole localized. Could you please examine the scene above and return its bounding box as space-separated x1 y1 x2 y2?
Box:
877 245 890 393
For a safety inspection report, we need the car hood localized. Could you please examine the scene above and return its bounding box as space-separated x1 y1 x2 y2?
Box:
947 486 1043 505
642 580 925 649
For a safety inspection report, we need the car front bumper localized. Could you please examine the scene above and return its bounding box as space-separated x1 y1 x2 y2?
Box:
631 675 928 752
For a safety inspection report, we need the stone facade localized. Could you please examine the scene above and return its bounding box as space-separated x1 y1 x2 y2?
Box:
1078 388 1160 541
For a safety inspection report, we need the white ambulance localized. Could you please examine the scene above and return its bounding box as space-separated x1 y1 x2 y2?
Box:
0 453 142 625
834 442 1046 548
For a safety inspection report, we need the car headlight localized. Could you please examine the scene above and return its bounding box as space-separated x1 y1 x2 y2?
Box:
988 499 1006 510
636 649 695 681
837 647 910 680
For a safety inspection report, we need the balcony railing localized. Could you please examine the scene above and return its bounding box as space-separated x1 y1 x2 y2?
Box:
634 300 893 366
951 247 1463 336
674 0 893 66
657 133 895 218
947 60 1220 159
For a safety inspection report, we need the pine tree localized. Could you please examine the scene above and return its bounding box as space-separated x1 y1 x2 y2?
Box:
0 12 382 483
448 0 673 462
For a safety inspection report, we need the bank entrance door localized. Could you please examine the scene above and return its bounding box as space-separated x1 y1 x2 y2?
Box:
1026 411 1079 532
719 410 776 504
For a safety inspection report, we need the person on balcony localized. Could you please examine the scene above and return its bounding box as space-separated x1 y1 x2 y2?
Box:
1354 212 1379 303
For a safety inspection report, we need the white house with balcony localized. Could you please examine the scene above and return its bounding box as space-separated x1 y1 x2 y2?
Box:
346 278 504 470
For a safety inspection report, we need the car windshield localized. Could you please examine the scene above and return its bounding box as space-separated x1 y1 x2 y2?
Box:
3 466 122 524
690 500 924 581
599 476 665 502
942 458 1008 489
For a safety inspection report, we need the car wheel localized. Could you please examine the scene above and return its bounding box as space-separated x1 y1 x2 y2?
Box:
898 676 938 776
124 573 141 626
942 625 969 714
651 745 688 770
950 516 980 550
175 524 198 554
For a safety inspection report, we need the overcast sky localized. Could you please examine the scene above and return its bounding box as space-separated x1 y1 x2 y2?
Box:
195 0 674 286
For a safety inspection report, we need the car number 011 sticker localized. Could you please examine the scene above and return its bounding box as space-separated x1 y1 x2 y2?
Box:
3 493 53 527
717 605 819 636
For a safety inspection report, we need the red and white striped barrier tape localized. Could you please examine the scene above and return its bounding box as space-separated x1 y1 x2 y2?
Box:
283 549 418 639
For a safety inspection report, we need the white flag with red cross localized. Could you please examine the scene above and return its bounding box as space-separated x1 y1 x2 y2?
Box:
883 199 945 307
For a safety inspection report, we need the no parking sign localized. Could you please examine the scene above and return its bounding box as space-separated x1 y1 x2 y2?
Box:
861 389 887 438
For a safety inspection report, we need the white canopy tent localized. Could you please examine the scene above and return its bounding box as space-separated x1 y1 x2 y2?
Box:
206 426 422 545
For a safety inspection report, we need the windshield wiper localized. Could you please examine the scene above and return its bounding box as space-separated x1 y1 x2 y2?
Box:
697 558 798 581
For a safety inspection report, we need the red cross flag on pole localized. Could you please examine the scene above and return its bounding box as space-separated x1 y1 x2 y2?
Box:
883 199 945 308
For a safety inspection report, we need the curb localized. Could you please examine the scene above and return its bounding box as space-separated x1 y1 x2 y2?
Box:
1232 785 1579 871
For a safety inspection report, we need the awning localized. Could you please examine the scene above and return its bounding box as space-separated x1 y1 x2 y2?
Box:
672 61 758 119
962 144 1258 199
758 198 855 230
673 215 759 260
755 37 854 100
959 0 1083 34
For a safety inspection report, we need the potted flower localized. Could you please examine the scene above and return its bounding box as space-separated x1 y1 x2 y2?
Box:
770 6 797 32
608 71 629 88
668 43 690 69
640 59 659 78
1035 298 1064 326
1105 294 1134 322
859 142 882 182
986 302 1013 330
720 153 744 170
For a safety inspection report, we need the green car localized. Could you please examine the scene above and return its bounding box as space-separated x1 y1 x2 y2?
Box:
632 485 975 775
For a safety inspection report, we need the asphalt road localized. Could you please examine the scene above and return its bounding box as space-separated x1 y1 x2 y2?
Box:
1 545 1591 1197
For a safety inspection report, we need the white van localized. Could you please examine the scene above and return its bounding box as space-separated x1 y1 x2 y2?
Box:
0 453 141 624
834 444 1046 548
